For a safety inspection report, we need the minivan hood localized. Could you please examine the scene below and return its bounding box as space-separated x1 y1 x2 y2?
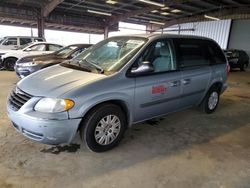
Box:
17 65 106 97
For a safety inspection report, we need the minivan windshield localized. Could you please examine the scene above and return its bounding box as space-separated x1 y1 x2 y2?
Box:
67 37 147 74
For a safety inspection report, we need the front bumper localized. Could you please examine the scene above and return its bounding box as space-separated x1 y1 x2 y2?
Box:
15 69 30 78
221 83 228 94
0 57 3 68
228 58 240 68
15 65 41 78
7 97 81 145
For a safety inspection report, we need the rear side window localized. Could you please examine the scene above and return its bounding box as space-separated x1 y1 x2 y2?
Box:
206 41 226 65
20 38 32 45
2 38 17 46
30 44 46 51
34 38 45 42
173 38 210 68
49 44 62 51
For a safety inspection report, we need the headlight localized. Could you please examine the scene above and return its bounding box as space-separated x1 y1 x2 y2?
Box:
34 98 75 113
21 61 37 67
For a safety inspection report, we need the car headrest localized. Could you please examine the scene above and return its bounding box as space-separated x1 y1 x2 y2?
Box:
160 46 170 57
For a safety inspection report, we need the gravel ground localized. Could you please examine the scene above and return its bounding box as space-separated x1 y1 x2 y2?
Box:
0 69 249 188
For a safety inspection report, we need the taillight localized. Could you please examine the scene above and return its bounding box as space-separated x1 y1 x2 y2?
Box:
227 63 230 76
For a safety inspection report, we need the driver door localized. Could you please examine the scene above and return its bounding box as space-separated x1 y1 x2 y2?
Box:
132 39 182 122
26 44 47 56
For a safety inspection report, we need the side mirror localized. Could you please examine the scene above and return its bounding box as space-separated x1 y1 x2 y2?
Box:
131 61 154 76
25 48 32 52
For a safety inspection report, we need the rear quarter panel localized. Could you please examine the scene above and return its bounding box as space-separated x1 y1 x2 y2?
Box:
206 63 227 95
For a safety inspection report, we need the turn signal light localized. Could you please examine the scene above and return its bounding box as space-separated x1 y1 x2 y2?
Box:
64 99 75 111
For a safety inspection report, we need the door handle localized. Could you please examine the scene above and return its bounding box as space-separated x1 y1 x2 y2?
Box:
182 79 191 85
169 81 180 87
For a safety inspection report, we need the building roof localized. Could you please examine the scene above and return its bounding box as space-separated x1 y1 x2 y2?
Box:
0 0 249 34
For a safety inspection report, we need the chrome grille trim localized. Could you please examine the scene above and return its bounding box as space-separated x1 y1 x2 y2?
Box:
8 87 32 111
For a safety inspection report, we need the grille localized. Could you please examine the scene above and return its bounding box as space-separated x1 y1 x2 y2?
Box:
9 87 32 111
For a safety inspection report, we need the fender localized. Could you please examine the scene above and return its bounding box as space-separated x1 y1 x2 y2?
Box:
3 56 18 63
70 92 134 126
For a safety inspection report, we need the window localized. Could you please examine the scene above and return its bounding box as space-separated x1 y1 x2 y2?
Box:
20 38 32 45
134 40 176 73
0 37 6 44
2 38 17 46
49 44 62 51
57 46 77 56
56 45 82 57
29 44 46 51
174 38 210 68
34 38 44 42
206 42 226 65
71 48 84 58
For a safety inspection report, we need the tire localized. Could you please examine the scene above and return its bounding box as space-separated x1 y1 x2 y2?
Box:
4 58 17 71
201 87 220 114
80 103 127 152
240 62 248 71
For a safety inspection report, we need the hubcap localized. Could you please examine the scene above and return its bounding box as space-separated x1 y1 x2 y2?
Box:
94 115 121 145
208 91 218 110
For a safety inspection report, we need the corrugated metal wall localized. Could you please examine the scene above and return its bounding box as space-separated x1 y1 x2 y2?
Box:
228 19 250 57
164 20 232 49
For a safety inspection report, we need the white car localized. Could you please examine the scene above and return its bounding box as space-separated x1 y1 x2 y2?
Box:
1 42 63 70
0 36 45 50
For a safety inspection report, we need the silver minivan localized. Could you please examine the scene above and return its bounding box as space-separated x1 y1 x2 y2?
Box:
7 34 229 152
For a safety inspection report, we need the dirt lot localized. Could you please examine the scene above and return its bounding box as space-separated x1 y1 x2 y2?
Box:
0 69 249 188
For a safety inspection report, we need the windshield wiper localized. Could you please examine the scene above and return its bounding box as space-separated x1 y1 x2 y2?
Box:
61 61 92 72
85 59 104 74
66 60 80 66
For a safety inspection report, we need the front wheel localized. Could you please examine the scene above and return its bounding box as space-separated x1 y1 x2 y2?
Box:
201 88 220 114
4 58 17 71
240 62 248 71
80 103 127 152
241 63 248 71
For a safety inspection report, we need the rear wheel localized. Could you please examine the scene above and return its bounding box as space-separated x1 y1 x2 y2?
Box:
201 87 220 114
80 103 127 152
4 58 17 71
240 62 248 71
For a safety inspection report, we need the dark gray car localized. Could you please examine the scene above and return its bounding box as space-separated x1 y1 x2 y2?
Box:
7 34 229 152
15 44 91 78
224 49 249 71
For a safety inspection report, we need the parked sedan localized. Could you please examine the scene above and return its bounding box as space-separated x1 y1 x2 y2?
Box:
1 42 63 71
15 44 91 78
224 49 249 71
